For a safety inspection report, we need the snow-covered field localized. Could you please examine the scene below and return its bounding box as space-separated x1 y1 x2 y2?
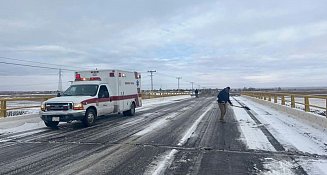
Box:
233 96 327 175
275 97 326 116
6 101 41 116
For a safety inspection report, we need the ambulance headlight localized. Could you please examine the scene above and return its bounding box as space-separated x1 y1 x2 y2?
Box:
73 103 84 110
41 102 46 111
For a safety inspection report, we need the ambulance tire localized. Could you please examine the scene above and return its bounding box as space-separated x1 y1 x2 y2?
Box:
83 108 96 127
44 121 59 128
124 103 135 116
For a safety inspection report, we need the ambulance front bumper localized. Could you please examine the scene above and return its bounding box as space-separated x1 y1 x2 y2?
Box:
40 110 86 122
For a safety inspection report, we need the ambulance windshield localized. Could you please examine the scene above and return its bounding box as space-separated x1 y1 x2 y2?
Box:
63 85 99 96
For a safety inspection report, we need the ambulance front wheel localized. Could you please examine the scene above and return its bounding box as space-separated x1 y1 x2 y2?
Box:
83 108 96 127
123 103 135 116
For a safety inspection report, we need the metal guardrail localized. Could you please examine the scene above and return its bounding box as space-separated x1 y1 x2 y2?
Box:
0 96 55 117
0 92 191 118
241 91 327 117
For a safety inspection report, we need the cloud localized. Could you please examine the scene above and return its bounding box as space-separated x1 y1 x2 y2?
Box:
7 45 86 54
244 75 280 84
0 19 34 31
0 0 327 90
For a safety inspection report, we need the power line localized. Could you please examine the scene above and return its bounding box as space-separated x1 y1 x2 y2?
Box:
0 73 59 76
0 82 60 87
156 72 176 79
0 61 76 71
0 56 88 70
156 72 202 89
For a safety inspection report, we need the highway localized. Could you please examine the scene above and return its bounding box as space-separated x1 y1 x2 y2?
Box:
0 96 325 175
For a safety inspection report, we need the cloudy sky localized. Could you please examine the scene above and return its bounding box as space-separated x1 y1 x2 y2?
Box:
0 0 326 91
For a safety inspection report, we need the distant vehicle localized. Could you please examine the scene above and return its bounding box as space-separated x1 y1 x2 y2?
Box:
40 70 142 128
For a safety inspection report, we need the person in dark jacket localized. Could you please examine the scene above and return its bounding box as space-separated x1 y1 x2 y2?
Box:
217 87 233 122
194 89 199 98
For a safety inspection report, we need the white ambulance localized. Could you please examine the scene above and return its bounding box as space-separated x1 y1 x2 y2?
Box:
40 70 142 128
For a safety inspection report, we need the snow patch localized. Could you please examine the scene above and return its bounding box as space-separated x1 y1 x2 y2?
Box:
236 96 327 155
134 112 179 136
144 149 178 175
231 99 275 151
299 159 327 175
0 121 45 135
138 95 191 112
260 158 296 175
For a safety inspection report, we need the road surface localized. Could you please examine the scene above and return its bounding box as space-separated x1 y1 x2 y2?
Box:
0 96 325 174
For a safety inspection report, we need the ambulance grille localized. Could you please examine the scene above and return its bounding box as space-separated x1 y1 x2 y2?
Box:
46 103 72 111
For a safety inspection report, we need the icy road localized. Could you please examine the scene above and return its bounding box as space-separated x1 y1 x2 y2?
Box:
0 95 326 175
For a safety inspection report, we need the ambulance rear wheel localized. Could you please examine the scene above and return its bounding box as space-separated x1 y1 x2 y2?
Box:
83 108 96 127
44 121 59 128
124 103 135 116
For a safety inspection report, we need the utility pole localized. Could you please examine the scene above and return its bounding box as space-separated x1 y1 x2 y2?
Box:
176 77 182 91
58 68 62 92
147 70 156 91
191 82 194 91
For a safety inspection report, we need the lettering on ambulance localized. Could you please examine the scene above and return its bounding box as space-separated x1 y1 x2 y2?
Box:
125 82 135 85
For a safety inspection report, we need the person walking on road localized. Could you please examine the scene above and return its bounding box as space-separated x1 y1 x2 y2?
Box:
194 89 199 98
217 87 233 122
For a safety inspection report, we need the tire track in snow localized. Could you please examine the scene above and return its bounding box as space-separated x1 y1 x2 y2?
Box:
234 96 309 175
144 103 214 175
233 97 285 152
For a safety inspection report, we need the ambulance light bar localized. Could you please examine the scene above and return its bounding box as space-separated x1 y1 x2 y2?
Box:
75 76 102 81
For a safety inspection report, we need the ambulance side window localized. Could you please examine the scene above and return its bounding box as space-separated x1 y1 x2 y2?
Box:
98 85 109 98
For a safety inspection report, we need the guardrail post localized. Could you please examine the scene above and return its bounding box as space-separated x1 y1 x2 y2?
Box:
0 100 7 118
281 96 285 105
268 95 271 102
291 95 295 108
274 95 277 103
264 95 267 100
304 97 310 112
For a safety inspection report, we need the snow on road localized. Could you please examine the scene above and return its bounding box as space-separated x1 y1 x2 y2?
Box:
137 95 191 112
236 96 327 155
260 158 296 175
134 112 179 136
231 102 276 151
144 103 214 175
234 96 327 175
